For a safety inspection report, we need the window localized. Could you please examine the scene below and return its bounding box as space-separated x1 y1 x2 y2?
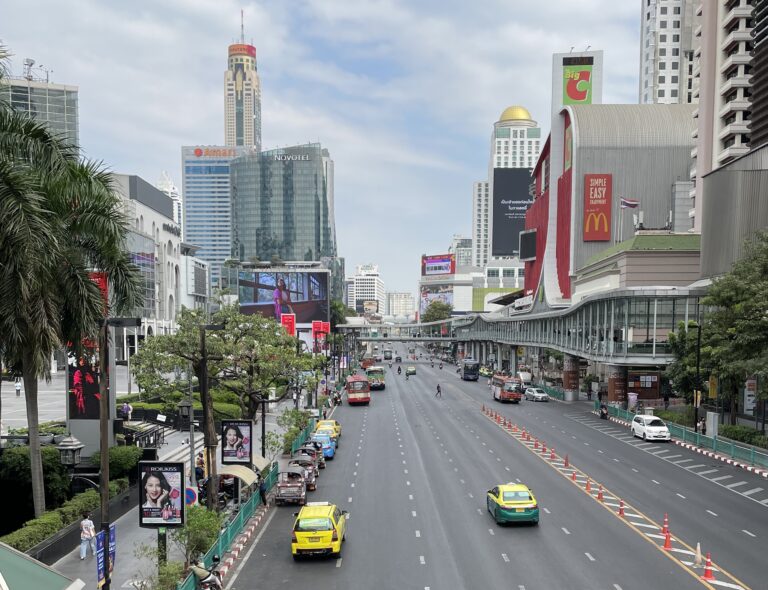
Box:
659 62 666 70
673 20 680 28
503 268 515 278
673 34 680 42
660 20 668 28
674 6 680 14
658 90 665 97
660 7 667 14
671 89 678 97
659 48 667 56
672 62 679 70
660 34 667 42
487 269 499 278
658 75 666 83
672 48 679 56
671 75 678 83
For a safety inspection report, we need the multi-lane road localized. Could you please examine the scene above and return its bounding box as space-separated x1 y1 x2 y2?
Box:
227 356 765 590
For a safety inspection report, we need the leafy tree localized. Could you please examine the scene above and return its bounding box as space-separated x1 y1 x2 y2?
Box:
171 505 224 568
330 299 356 330
665 321 707 404
421 301 453 323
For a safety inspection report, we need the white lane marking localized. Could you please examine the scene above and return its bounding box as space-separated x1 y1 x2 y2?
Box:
543 507 551 514
460 479 465 484
355 462 359 467
505 466 511 471
409 494 414 500
419 555 425 565
707 509 718 516
477 508 483 514
632 468 639 473
612 458 620 462
411 510 417 517
415 530 421 537
351 483 355 488
725 481 748 489
742 487 764 496
585 552 596 561
673 459 693 464
742 529 756 537
348 497 352 503
336 558 342 568
561 527 571 535
684 463 705 469
598 450 604 454
676 493 686 499
501 553 510 562
454 467 459 472
353 471 357 476
406 481 411 486
404 469 409 474
224 506 277 588
468 493 474 498
663 455 682 460
488 528 495 536
652 480 661 485
613 585 623 590
711 475 733 482
697 469 718 476
584 442 590 446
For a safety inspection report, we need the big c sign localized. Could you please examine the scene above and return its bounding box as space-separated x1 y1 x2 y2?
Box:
583 174 611 241
563 56 594 105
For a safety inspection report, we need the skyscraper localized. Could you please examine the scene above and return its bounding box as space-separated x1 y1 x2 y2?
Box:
230 143 337 263
472 106 541 267
639 0 699 104
385 292 415 317
346 265 386 315
224 17 261 150
157 171 182 226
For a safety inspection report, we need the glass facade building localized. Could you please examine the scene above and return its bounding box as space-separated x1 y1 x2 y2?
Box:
1 78 79 146
231 143 337 263
181 145 251 285
126 230 157 320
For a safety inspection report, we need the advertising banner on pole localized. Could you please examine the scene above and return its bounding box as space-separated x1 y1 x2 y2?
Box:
95 530 106 588
139 462 185 527
108 523 116 577
221 419 253 465
583 174 612 241
280 313 296 336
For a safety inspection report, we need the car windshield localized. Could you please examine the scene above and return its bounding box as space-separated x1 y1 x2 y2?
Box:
294 517 332 532
502 491 532 502
648 419 665 427
312 435 331 443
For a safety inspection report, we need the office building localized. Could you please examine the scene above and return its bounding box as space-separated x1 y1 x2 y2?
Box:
224 34 261 150
230 143 337 263
157 171 183 226
450 235 473 267
752 0 768 146
346 264 385 315
639 0 699 104
0 67 78 146
181 145 251 286
472 106 542 267
385 292 415 317
689 0 754 231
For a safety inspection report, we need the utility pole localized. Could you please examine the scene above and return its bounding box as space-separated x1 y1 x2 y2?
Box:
98 320 111 590
694 320 702 433
188 361 196 487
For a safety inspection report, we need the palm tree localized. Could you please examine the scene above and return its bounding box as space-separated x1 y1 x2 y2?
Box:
0 52 139 517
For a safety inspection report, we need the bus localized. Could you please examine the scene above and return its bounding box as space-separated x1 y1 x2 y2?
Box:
460 359 480 381
490 374 523 403
383 349 393 361
366 366 386 390
345 375 371 405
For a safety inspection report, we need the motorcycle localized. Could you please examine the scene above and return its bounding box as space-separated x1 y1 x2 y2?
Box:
431 363 434 368
599 405 609 420
332 391 342 406
190 556 222 589
439 363 443 370
397 367 402 375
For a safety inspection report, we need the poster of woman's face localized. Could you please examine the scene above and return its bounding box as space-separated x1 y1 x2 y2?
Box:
221 420 252 464
138 462 184 527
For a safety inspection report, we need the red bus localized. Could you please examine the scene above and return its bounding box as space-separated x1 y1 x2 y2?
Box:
346 375 371 406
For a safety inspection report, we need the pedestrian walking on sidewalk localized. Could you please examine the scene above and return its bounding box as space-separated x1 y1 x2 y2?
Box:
259 476 268 507
435 384 442 398
79 512 96 559
699 418 707 436
14 379 21 397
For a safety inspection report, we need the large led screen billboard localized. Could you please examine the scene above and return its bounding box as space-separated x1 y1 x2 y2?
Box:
420 284 454 315
491 168 534 257
238 270 330 325
421 254 456 276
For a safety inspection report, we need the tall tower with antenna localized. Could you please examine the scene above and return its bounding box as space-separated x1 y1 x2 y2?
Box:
224 10 261 149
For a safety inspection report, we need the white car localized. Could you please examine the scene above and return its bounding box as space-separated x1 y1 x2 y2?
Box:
631 415 671 441
524 387 549 402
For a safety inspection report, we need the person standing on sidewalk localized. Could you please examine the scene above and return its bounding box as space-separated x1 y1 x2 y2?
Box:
435 384 442 398
14 379 21 397
79 512 96 559
259 476 268 507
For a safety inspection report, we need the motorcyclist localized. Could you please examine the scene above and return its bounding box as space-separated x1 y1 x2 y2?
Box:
599 404 608 420
439 363 443 370
431 362 434 368
397 366 402 375
190 559 222 589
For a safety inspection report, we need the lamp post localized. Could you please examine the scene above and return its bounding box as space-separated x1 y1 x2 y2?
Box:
56 433 85 470
200 323 224 510
692 320 702 433
177 396 195 486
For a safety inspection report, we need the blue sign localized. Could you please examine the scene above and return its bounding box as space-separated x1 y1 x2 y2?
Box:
108 524 116 576
185 487 198 506
95 530 106 588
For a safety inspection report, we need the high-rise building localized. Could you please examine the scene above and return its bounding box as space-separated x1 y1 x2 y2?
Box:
347 264 385 315
224 21 261 150
157 171 183 226
1 68 79 146
639 0 699 104
230 143 337 263
750 0 768 146
473 106 541 267
181 145 251 286
689 0 754 231
385 292 415 317
449 235 472 267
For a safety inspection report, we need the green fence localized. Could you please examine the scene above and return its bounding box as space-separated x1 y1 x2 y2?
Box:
541 385 565 401
290 419 317 455
594 401 768 468
175 461 279 590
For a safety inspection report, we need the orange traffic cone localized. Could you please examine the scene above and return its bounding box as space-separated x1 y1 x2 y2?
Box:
597 485 604 502
618 499 625 517
550 448 556 460
702 553 715 581
571 470 577 481
534 439 539 449
564 455 570 468
542 442 547 454
662 513 669 535
663 530 672 550
513 424 518 433
585 479 592 493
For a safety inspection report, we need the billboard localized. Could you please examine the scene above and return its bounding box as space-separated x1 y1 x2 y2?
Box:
519 229 537 261
238 270 330 325
491 168 534 257
221 420 253 465
421 254 456 276
583 174 612 241
563 56 594 105
420 284 454 315
139 462 184 527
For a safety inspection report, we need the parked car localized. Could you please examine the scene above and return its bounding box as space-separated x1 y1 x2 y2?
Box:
631 415 671 441
310 433 336 459
316 419 342 439
524 387 549 402
276 466 307 506
288 457 318 490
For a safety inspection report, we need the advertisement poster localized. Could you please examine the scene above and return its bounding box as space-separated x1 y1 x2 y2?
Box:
421 254 456 276
108 524 116 576
96 530 106 588
237 270 329 325
67 352 101 419
562 56 594 105
221 420 253 465
583 174 612 241
491 168 534 257
420 284 454 315
280 313 296 336
139 462 184 527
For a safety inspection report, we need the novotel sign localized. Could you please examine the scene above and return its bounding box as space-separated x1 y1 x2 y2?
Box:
162 223 181 237
273 154 310 161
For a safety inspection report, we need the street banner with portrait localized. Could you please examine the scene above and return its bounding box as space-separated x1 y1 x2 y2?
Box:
138 462 184 527
221 420 253 465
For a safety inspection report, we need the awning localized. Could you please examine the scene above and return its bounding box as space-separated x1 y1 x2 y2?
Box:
218 464 259 486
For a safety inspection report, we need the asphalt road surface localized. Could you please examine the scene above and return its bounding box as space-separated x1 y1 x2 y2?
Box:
227 356 762 589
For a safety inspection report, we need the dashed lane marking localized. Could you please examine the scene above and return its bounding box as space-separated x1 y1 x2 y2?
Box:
419 556 425 565
501 553 510 562
415 530 421 537
742 530 756 538
585 552 596 562
707 510 718 516
336 558 342 568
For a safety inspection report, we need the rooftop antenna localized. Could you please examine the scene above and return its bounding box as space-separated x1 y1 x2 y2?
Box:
23 58 35 80
586 45 591 51
570 46 574 53
240 9 245 44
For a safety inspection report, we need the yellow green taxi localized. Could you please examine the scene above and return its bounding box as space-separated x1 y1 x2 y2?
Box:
291 501 348 559
316 420 342 439
486 483 539 525
405 366 416 376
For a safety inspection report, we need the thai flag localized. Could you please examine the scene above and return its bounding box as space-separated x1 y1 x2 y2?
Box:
620 197 639 209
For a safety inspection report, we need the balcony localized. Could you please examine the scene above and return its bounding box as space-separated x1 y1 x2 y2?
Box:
718 97 751 119
694 24 703 38
688 185 697 201
690 145 698 159
723 5 754 30
722 29 753 52
720 73 752 95
689 165 697 180
718 120 751 141
720 52 752 75
717 144 750 164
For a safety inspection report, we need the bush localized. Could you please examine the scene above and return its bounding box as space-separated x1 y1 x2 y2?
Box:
282 426 301 454
0 511 64 552
655 406 695 427
157 561 185 590
719 424 768 448
90 446 144 480
56 490 101 524
213 402 242 419
171 505 224 566
8 420 67 436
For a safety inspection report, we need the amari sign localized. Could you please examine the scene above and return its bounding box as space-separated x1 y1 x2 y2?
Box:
563 56 594 105
583 174 611 241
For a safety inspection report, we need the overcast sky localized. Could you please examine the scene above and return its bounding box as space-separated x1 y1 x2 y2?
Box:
3 0 639 296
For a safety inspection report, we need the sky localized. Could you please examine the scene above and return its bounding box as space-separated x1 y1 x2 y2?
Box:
3 0 639 296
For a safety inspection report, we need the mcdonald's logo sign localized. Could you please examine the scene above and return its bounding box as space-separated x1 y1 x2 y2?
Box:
583 174 612 241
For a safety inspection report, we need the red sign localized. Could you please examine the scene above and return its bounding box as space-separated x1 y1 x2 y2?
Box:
312 320 323 340
280 314 296 337
89 272 109 315
583 174 612 241
228 43 257 58
322 321 330 335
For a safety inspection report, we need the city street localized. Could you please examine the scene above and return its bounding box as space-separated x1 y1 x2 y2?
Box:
226 357 762 589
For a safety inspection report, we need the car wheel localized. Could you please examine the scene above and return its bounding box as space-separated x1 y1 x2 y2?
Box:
531 519 539 526
292 554 300 561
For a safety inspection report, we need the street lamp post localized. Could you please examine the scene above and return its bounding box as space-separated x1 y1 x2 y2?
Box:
177 395 195 487
693 320 702 433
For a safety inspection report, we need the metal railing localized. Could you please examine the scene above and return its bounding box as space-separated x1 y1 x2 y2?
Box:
290 420 317 455
175 461 279 590
594 401 768 468
540 385 565 401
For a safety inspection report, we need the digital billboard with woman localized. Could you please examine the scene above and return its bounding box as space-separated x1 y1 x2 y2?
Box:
138 462 184 527
221 420 253 465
